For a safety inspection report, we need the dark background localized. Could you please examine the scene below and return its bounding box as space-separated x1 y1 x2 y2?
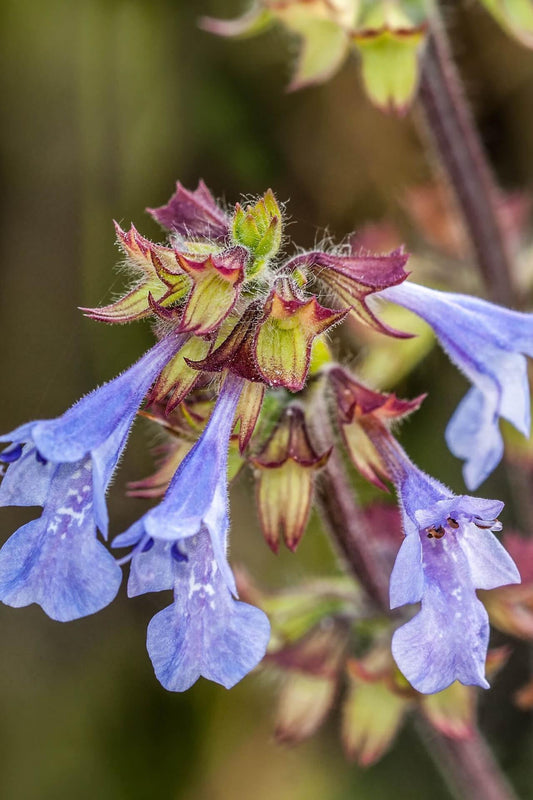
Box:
1 1 533 797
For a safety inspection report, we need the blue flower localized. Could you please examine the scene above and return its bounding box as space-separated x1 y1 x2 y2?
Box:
114 371 245 593
0 333 185 621
381 281 533 489
125 533 270 692
114 372 271 691
388 450 520 694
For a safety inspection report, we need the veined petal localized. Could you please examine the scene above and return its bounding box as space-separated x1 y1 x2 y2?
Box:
0 461 122 621
146 532 269 692
389 532 423 608
445 387 504 491
460 525 520 590
392 588 489 694
143 374 243 542
381 281 533 487
0 446 54 507
382 443 518 693
393 527 490 693
118 373 244 594
128 540 174 598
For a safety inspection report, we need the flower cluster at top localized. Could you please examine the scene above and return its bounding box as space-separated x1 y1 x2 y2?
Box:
202 0 533 113
0 180 530 703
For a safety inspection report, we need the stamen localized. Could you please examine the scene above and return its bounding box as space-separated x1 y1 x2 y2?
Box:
36 451 48 465
115 534 152 566
447 517 459 529
474 516 501 531
171 542 188 563
426 525 445 539
0 443 23 463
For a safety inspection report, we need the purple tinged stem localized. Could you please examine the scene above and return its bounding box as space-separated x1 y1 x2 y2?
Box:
416 720 519 800
310 388 390 610
419 6 533 535
418 9 516 306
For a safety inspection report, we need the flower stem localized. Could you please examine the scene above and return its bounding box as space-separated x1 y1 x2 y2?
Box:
418 9 517 306
418 6 533 536
315 446 390 610
416 720 519 800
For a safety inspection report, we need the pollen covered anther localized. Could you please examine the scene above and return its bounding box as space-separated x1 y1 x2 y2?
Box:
426 525 445 540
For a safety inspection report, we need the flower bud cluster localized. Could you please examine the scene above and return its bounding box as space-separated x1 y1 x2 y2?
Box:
0 180 529 712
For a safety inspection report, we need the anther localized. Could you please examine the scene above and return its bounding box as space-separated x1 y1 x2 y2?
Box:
447 517 459 529
171 542 188 563
473 517 500 530
0 443 23 464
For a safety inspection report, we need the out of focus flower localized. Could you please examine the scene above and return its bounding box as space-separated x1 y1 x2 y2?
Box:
202 0 428 112
482 533 533 639
478 0 533 47
238 568 509 764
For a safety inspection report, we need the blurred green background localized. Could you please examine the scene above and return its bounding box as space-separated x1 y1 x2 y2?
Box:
1 1 533 798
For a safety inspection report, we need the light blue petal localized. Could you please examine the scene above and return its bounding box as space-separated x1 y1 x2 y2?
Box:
498 352 530 436
0 446 55 507
0 462 122 621
139 373 244 594
389 533 424 608
147 593 269 692
382 282 533 484
445 388 504 490
146 529 270 691
128 540 174 597
461 526 521 589
392 587 489 694
112 519 147 550
202 482 236 596
453 495 504 521
441 292 533 358
145 374 243 544
0 422 40 445
392 528 490 693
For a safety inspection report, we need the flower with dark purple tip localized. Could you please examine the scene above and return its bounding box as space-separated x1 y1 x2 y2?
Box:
381 280 533 489
0 333 186 621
